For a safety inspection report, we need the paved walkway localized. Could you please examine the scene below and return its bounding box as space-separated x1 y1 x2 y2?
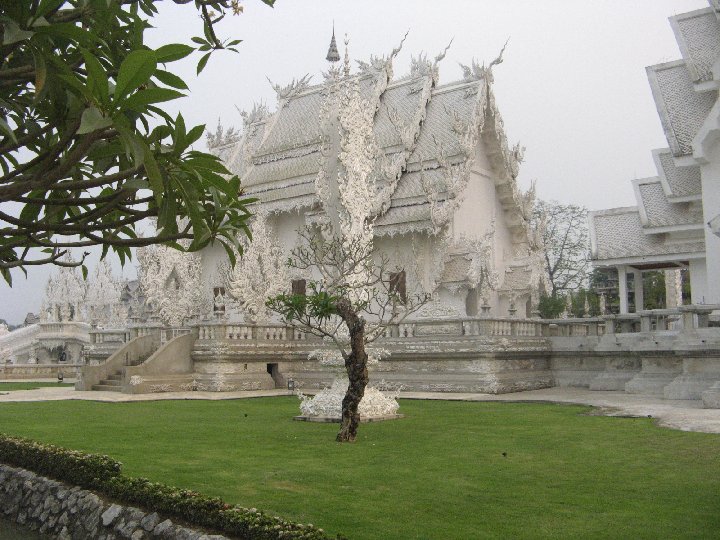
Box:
0 385 718 434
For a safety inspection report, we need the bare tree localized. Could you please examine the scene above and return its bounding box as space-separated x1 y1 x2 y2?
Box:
533 200 590 296
267 226 428 443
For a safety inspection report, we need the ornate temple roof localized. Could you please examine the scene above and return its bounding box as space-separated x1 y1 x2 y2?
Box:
590 2 719 268
670 7 720 84
589 208 705 264
651 148 702 201
646 60 717 157
212 50 528 239
633 178 704 230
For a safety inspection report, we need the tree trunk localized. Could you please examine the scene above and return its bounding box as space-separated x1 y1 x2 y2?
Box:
335 298 368 443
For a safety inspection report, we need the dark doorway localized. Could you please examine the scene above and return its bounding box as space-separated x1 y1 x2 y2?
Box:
266 363 282 388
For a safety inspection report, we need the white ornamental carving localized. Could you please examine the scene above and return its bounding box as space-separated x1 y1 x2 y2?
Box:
137 241 208 327
223 210 290 323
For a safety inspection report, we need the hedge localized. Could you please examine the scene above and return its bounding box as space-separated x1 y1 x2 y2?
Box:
0 433 339 540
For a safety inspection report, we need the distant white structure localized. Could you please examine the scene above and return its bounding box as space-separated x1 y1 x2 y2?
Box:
589 3 720 311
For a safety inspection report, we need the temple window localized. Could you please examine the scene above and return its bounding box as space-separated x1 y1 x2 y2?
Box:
213 287 226 312
291 279 306 296
389 270 407 304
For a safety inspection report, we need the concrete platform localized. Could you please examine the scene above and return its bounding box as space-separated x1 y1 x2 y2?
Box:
0 386 717 434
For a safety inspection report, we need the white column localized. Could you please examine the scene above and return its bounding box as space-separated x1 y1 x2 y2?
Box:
689 259 708 304
700 159 720 304
618 265 628 314
664 269 682 308
632 270 644 312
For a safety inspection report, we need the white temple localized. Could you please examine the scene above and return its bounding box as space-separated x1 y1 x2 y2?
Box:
200 37 546 321
589 3 720 312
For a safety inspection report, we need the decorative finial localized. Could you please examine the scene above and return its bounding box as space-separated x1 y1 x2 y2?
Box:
326 23 340 63
343 33 350 77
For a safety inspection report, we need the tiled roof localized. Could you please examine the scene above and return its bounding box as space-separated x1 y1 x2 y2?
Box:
244 150 320 187
212 56 528 232
408 81 481 164
253 89 325 157
646 60 717 156
670 7 720 83
652 148 702 199
499 266 532 292
590 208 705 262
635 179 703 228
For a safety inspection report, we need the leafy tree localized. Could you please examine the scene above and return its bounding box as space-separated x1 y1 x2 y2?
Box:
0 0 273 285
533 200 590 296
267 227 428 443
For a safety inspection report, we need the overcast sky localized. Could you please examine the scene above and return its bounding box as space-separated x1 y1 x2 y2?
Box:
0 0 709 325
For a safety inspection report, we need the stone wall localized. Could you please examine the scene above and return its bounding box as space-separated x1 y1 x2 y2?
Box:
0 464 228 539
0 363 82 379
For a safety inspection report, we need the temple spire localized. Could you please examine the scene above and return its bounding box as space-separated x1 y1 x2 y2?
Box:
326 24 340 63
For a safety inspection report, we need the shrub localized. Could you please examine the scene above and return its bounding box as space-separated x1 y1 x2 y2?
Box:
0 434 121 489
0 434 338 539
538 294 566 319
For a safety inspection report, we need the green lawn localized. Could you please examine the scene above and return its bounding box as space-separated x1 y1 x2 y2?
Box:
0 397 718 539
0 382 73 391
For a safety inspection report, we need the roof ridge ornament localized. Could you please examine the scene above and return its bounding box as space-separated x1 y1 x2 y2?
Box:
343 33 351 77
356 30 409 77
459 38 509 84
267 74 313 102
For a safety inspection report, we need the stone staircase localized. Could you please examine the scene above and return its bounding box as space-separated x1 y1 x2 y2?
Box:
90 370 123 392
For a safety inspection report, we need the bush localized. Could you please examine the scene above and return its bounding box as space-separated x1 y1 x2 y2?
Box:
538 294 566 319
0 434 337 539
0 434 121 489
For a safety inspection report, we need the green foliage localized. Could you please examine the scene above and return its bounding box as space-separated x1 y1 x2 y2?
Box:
642 271 666 310
568 289 600 317
0 0 274 284
0 433 121 488
267 286 339 323
0 431 334 539
537 293 566 319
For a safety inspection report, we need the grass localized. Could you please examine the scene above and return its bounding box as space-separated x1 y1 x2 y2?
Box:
0 382 74 391
0 397 718 539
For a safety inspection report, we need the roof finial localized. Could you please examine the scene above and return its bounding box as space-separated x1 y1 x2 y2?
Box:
343 33 350 77
326 22 340 63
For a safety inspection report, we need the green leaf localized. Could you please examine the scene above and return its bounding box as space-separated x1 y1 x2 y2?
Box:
77 107 112 134
143 150 164 205
123 87 184 111
0 117 17 143
31 49 47 96
35 23 98 46
81 265 88 280
115 49 157 101
35 0 65 18
123 178 150 190
82 50 109 106
185 125 205 147
154 69 188 90
155 43 194 63
196 52 211 75
220 240 237 268
2 21 34 45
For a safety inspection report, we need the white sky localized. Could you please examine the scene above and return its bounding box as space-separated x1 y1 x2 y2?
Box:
0 0 709 325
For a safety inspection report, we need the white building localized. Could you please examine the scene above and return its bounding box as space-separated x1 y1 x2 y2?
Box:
589 3 720 312
199 37 546 322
